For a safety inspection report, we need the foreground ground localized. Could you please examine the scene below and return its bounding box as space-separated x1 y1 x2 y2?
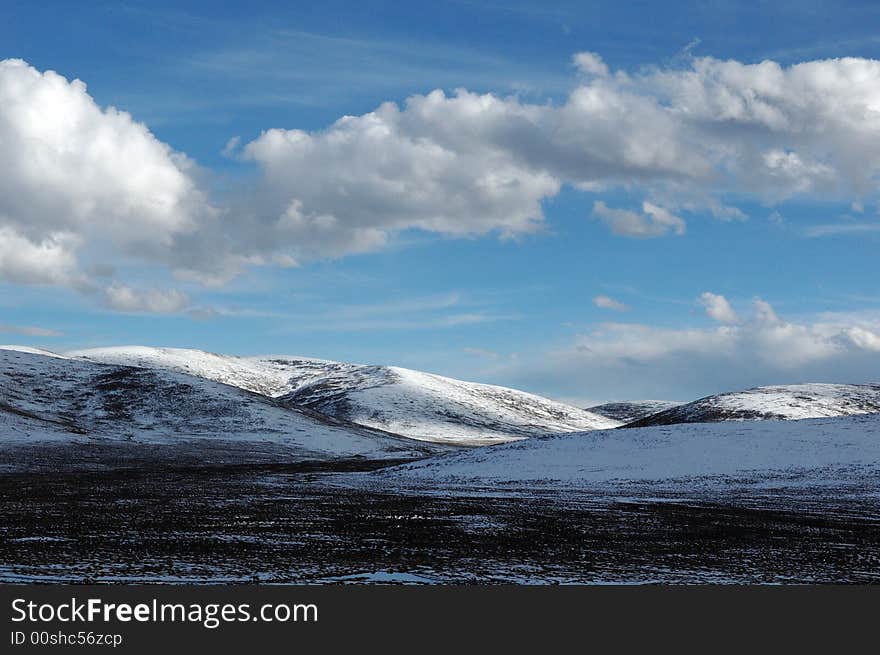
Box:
1 445 879 584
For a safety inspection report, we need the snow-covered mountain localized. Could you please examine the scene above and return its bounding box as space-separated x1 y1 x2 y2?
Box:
0 346 435 460
70 346 620 445
625 383 880 427
587 400 681 424
382 413 880 492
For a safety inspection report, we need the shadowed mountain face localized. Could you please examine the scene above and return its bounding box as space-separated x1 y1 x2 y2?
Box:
70 347 620 445
0 347 437 463
624 383 880 428
587 400 681 424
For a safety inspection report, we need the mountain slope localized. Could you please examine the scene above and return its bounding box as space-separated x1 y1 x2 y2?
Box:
625 383 880 428
0 347 436 461
71 346 621 445
587 400 681 424
382 413 880 493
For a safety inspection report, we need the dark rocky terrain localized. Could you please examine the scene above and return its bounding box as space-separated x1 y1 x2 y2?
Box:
1 451 878 584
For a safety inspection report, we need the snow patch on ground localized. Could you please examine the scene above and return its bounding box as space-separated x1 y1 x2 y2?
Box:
0 345 68 359
383 413 880 492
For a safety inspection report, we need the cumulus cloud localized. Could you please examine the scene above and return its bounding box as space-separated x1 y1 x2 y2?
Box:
497 300 880 402
593 295 629 311
0 59 218 299
649 57 880 198
571 314 852 370
593 201 686 237
102 284 191 314
572 52 609 77
240 91 561 260
0 227 83 287
241 54 880 265
752 298 781 325
6 54 880 305
699 292 738 324
843 325 880 351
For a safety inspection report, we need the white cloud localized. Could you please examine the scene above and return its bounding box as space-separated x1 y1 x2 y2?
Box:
241 90 561 260
646 57 880 198
699 292 738 324
804 222 880 237
593 295 629 311
493 300 880 402
7 54 880 303
593 201 686 237
572 52 609 77
0 59 216 298
0 323 62 337
761 149 836 197
103 284 191 314
265 292 518 333
237 53 880 265
221 136 241 158
698 198 748 222
752 298 781 325
0 227 83 287
842 326 880 351
585 298 842 370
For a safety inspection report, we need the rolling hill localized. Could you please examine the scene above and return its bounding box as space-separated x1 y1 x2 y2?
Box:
624 383 880 428
0 346 436 461
382 412 880 493
70 346 621 444
587 400 681 424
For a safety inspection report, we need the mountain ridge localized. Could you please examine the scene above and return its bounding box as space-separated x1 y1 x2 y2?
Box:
0 347 437 462
587 400 682 424
69 346 620 445
624 383 880 428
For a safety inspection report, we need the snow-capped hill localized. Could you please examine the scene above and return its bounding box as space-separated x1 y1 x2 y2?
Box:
70 346 620 445
0 345 68 359
383 413 880 492
280 364 621 445
0 348 435 461
68 346 305 397
625 383 880 428
587 400 681 424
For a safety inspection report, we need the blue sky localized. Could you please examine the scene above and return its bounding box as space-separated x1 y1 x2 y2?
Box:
2 1 880 403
